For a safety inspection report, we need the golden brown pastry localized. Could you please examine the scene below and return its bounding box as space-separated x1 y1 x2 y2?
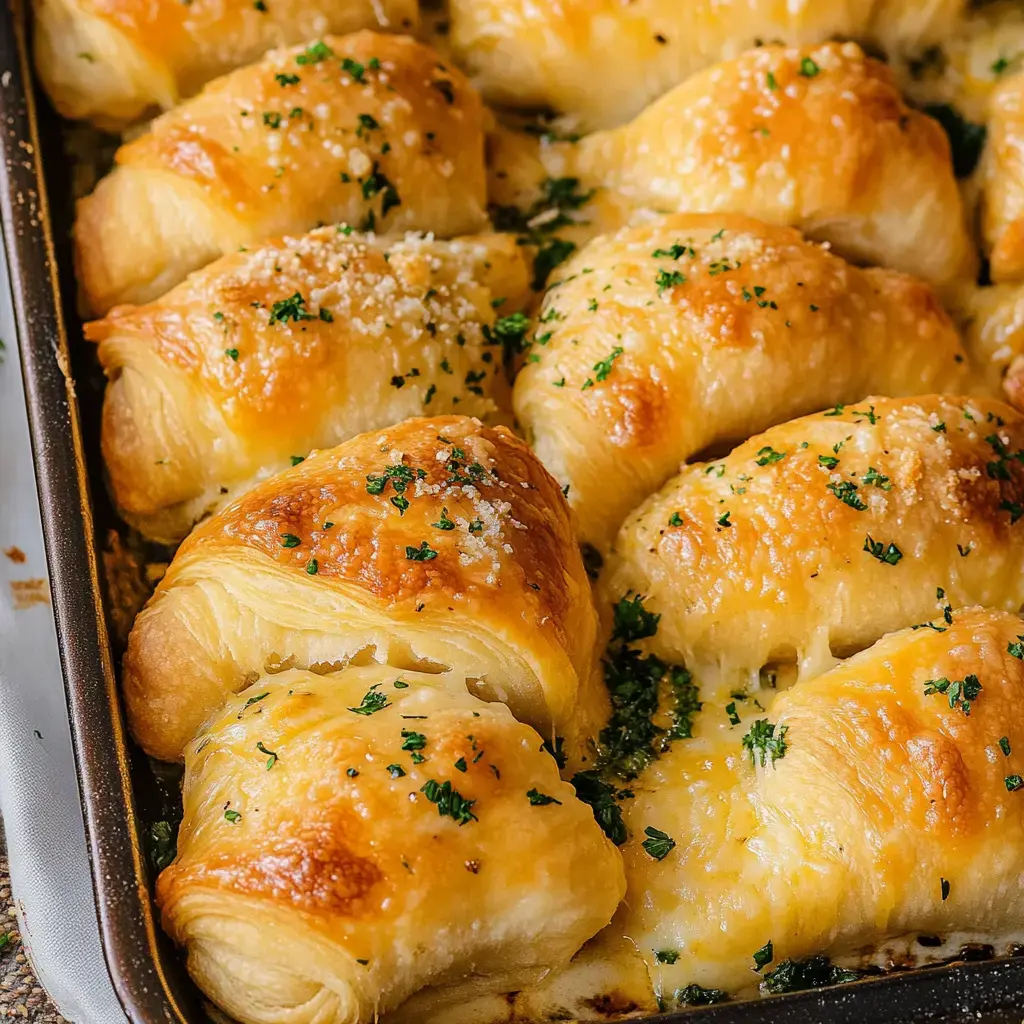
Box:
88 228 531 544
447 0 963 130
157 665 625 1024
963 283 1024 408
124 415 597 762
74 32 488 315
539 42 976 288
513 214 975 549
612 607 1024 998
982 70 1024 283
32 0 419 128
605 395 1024 702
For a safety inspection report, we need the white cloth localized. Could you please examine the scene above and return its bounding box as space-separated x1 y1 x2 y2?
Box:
0 244 128 1022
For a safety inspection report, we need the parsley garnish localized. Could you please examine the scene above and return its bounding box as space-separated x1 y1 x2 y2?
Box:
280 533 301 547
652 244 694 260
827 480 867 511
591 346 624 383
818 455 839 469
1000 736 1012 756
1006 775 1024 792
863 466 891 490
432 508 455 530
755 446 785 466
1009 636 1024 659
923 674 981 716
348 690 391 716
641 826 676 860
295 41 333 65
656 269 686 294
753 940 774 972
341 56 367 81
742 719 788 767
571 771 626 845
863 535 902 565
387 763 406 778
526 788 562 806
361 161 400 217
677 985 730 1006
799 57 821 77
401 730 426 751
275 72 299 86
406 541 438 561
761 957 859 994
225 348 239 361
655 949 679 964
255 741 278 769
224 809 241 824
420 779 477 824
611 594 660 643
268 292 315 325
668 512 684 527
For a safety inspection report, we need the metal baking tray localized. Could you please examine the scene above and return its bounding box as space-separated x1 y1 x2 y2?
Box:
6 1 1024 1020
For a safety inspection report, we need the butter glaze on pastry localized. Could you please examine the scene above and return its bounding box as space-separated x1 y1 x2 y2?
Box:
604 395 1024 700
982 71 1024 283
446 0 963 130
74 32 488 315
514 214 974 549
32 0 418 128
536 42 975 288
157 666 625 1024
89 229 530 544
613 608 1024 997
124 416 596 762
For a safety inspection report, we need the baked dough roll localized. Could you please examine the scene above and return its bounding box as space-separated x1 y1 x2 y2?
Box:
541 42 975 287
615 608 1024 998
157 666 625 1024
74 32 488 315
605 395 1024 702
514 214 974 549
124 415 597 762
963 283 1024 408
88 229 530 544
33 0 418 128
447 0 963 130
982 71 1024 283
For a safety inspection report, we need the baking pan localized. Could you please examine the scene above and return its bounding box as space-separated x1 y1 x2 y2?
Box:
6 1 1024 1021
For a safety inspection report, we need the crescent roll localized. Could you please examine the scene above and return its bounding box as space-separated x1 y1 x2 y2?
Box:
540 42 975 288
32 0 418 128
88 228 530 544
446 0 963 130
965 283 1024 410
124 415 597 762
157 666 625 1024
605 395 1024 702
513 214 974 549
614 608 1024 998
982 71 1024 283
74 32 488 315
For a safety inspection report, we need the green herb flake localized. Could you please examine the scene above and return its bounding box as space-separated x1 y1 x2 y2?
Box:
527 788 562 806
406 541 438 561
827 480 867 511
863 535 902 565
256 740 279 769
742 719 788 768
755 446 785 466
641 826 676 860
799 57 821 77
753 940 774 972
348 690 391 716
280 533 301 548
420 779 477 824
1000 736 1012 756
224 809 242 824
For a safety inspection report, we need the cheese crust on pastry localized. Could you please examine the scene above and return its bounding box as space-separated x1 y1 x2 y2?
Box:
32 0 418 128
604 395 1024 701
88 229 530 544
982 71 1024 283
124 416 596 762
539 42 975 288
446 0 963 130
613 608 1024 999
74 32 488 315
157 666 625 1024
513 214 974 549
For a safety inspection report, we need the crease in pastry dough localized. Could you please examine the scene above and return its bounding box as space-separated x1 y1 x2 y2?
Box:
157 665 625 1024
447 0 964 130
604 394 1024 703
513 214 975 549
485 42 976 291
124 415 597 762
32 0 419 128
611 607 1024 999
963 282 1024 409
982 70 1024 283
74 31 488 314
88 228 531 544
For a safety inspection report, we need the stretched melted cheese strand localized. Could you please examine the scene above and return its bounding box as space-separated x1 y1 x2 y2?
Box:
605 395 1024 701
157 666 625 1024
74 32 488 315
124 416 597 762
89 229 530 544
524 42 975 287
513 214 974 550
615 608 1024 999
33 0 418 128
982 70 1024 283
446 0 963 130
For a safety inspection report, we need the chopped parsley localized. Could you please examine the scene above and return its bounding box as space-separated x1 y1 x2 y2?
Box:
1000 737 1012 756
432 508 455 530
654 949 679 964
348 689 391 716
361 161 400 218
863 466 891 490
420 779 477 824
753 940 774 972
341 56 368 81
755 446 785 466
863 535 902 565
641 826 676 860
656 269 686 294
717 511 732 528
526 788 562 806
255 740 278 769
406 541 438 561
799 57 821 77
275 72 300 86
279 533 301 547
224 809 241 824
295 41 333 65
668 512 684 527
571 771 626 845
827 480 867 511
483 311 530 359
817 454 839 470
1006 775 1024 792
146 821 177 872
742 719 788 767
923 674 981 716
761 956 859 994
590 346 624 384
652 244 694 260
401 730 427 751
225 347 239 361
268 292 315 325
1009 635 1024 659
387 763 406 778
305 558 318 575
676 984 729 1006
